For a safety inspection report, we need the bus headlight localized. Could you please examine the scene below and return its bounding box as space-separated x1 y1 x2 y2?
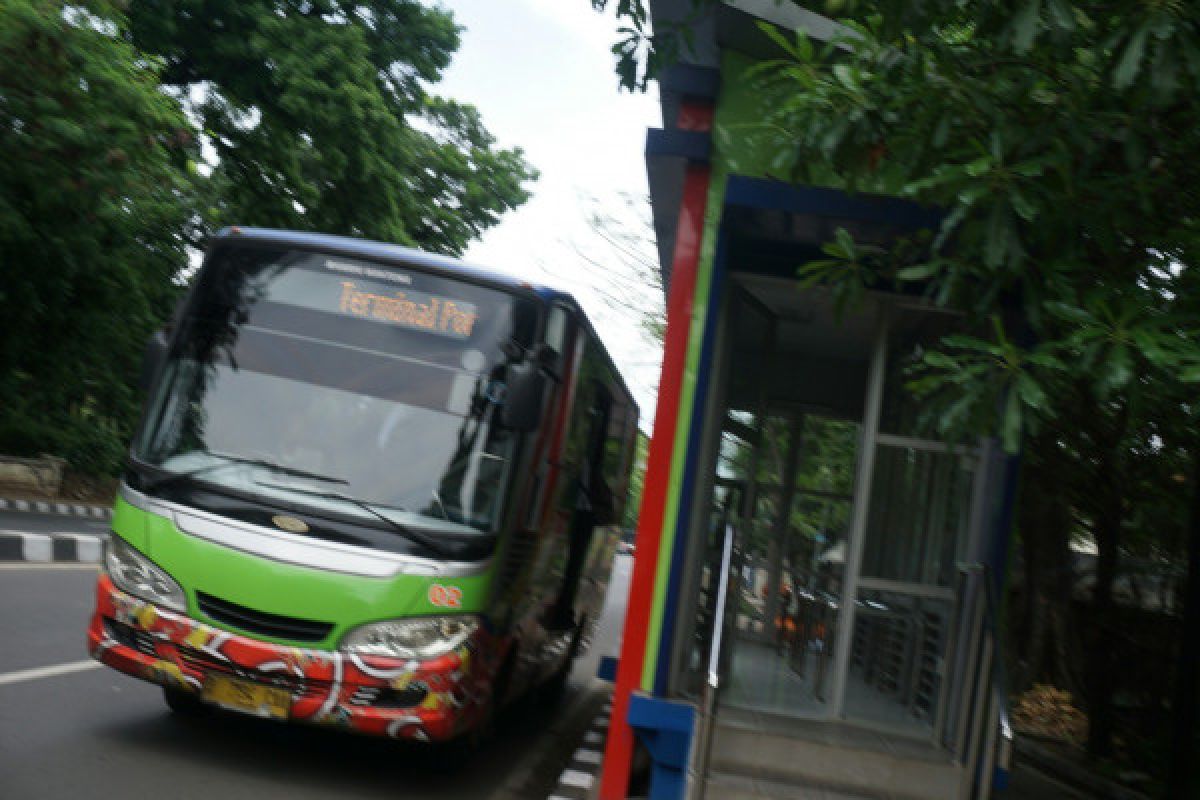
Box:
103 536 187 613
339 616 479 660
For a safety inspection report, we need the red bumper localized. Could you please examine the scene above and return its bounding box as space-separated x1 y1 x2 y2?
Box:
87 574 496 741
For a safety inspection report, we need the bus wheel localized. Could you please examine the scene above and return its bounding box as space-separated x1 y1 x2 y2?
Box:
163 687 206 716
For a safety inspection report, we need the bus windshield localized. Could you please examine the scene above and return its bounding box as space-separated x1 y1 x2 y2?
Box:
134 243 541 536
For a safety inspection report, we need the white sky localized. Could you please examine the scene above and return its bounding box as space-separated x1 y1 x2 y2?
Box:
435 0 664 428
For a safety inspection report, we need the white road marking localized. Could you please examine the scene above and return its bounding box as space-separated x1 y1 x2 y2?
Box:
486 683 603 800
0 563 99 570
572 747 603 765
558 769 594 789
0 660 102 687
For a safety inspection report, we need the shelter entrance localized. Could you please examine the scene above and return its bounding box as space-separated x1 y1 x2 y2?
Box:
715 409 857 719
678 275 985 743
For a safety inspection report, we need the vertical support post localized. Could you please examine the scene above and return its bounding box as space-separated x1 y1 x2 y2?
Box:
763 413 805 647
829 308 889 717
685 520 737 800
599 100 715 800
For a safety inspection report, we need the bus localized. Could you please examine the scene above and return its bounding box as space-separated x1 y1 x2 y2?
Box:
87 227 638 746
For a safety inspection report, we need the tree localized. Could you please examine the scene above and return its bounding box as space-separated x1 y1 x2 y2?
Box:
565 193 664 531
570 192 665 350
0 0 196 475
593 0 1200 786
0 0 538 480
129 0 537 255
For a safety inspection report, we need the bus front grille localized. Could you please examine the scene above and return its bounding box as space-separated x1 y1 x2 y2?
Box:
196 591 334 643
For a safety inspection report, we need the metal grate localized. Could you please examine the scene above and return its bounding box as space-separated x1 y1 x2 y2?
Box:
913 609 945 719
104 618 160 658
196 591 333 643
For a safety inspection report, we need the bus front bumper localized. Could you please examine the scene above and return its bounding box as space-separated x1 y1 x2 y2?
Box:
86 574 493 742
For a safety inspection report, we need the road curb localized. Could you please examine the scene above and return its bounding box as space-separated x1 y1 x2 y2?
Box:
548 694 610 800
0 496 112 520
0 530 107 563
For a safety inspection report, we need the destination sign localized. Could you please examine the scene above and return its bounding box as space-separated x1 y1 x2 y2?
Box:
337 280 478 339
261 260 483 341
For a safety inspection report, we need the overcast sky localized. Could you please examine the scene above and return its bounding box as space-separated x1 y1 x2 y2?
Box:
435 0 664 427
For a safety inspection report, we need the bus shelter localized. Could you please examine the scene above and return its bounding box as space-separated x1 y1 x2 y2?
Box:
599 4 1017 799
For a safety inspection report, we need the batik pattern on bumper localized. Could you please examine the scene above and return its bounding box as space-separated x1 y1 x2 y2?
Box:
87 574 498 742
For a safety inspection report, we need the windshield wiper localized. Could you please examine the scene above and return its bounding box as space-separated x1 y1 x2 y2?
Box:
143 452 350 491
253 481 453 558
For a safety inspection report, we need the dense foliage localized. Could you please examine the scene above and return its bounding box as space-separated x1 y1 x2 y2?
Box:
129 0 535 255
0 0 195 474
0 0 535 476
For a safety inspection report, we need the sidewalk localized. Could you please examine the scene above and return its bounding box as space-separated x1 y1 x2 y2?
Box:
0 495 111 563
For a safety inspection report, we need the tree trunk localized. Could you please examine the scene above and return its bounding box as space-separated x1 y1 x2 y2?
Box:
1085 507 1119 757
1083 402 1129 759
1014 435 1079 695
1165 458 1200 798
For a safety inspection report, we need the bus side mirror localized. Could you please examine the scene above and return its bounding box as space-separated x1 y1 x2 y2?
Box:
502 365 548 432
139 328 169 396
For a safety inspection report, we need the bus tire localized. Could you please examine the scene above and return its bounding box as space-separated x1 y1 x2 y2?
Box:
163 687 206 716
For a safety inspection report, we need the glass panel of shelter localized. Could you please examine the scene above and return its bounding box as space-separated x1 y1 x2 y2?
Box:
676 283 984 741
677 278 870 722
715 408 861 718
843 311 981 739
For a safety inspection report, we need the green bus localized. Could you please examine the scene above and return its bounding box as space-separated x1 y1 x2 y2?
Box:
88 227 638 746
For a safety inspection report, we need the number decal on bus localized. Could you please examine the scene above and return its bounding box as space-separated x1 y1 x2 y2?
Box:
428 584 463 609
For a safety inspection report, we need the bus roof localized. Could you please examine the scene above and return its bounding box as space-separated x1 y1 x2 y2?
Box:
213 226 570 303
212 227 639 415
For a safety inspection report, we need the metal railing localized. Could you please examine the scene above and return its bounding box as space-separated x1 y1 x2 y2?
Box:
684 520 736 800
949 562 1013 800
680 532 1011 800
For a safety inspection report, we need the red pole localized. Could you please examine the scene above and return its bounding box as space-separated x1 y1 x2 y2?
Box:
598 102 713 797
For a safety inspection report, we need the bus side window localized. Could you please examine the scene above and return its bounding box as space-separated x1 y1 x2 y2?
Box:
545 305 568 359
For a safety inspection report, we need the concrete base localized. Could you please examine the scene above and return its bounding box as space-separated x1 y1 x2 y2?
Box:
0 531 106 563
709 708 961 800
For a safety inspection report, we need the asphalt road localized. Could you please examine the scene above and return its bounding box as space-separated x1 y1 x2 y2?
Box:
0 540 633 800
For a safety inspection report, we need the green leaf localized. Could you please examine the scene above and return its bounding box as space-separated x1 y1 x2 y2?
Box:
1025 351 1068 371
1012 0 1042 54
757 21 801 60
1011 159 1048 178
1151 39 1179 96
938 393 976 434
933 205 968 251
833 64 857 90
923 351 959 369
1113 24 1149 90
965 156 994 177
1009 189 1037 221
984 203 1012 268
1130 329 1174 366
896 263 941 282
1016 373 1047 411
943 334 1000 353
1046 302 1095 324
1045 0 1076 31
933 115 951 148
833 227 856 257
1101 344 1133 392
